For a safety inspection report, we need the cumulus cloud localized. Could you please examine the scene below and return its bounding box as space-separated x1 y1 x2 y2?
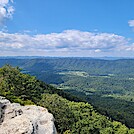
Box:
0 30 132 56
124 43 134 51
0 0 14 25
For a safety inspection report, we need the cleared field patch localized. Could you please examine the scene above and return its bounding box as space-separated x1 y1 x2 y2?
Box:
58 71 89 77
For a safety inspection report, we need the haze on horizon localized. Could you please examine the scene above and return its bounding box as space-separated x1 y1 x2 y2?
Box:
0 0 134 57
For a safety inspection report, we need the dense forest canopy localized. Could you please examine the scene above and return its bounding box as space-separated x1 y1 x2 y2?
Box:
0 65 134 134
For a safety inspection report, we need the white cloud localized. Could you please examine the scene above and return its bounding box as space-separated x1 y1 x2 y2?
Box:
0 0 14 25
95 49 101 53
0 30 133 56
128 20 134 27
124 43 134 51
0 0 9 5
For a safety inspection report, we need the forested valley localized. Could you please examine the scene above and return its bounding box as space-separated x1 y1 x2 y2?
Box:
0 57 134 133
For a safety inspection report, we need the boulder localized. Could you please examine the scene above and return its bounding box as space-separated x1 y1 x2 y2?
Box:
0 96 57 134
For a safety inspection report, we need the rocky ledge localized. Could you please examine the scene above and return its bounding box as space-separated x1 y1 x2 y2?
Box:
0 96 57 134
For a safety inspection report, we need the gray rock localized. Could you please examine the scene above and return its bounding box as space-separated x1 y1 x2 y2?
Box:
0 96 57 134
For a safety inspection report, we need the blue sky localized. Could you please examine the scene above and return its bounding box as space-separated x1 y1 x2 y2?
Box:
1 0 134 57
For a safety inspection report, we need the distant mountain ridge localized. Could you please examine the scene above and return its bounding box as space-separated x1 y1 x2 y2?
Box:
0 56 134 60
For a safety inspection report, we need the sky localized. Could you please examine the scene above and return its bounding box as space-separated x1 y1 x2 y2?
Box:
1 0 134 57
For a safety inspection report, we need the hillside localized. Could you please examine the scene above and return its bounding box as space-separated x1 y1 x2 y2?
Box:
0 57 134 128
0 65 134 134
0 58 134 128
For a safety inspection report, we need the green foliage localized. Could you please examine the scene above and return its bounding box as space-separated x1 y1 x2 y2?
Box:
0 64 134 133
39 93 133 134
39 94 74 133
0 65 44 104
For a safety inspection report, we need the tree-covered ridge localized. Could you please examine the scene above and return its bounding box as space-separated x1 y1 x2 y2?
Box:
0 65 134 134
0 65 44 104
0 65 81 104
39 94 134 134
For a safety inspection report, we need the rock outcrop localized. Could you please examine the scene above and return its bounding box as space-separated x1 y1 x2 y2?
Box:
0 96 57 134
